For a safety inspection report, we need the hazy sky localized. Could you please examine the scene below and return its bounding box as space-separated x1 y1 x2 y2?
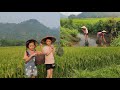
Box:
60 12 82 16
0 12 60 28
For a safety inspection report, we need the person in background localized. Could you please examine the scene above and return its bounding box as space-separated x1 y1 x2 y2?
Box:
97 30 107 46
81 26 89 42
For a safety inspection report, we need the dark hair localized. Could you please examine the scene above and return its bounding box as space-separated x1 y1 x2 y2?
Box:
25 39 38 56
26 39 38 49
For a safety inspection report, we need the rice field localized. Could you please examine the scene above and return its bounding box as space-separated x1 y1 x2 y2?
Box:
0 46 120 78
61 18 120 25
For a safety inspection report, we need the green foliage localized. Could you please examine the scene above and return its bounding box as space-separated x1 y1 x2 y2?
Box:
0 39 25 46
71 65 120 78
61 18 120 34
60 27 80 47
71 12 120 18
60 19 74 29
93 20 105 33
111 35 120 46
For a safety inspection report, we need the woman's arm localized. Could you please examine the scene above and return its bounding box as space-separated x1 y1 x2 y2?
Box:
103 36 106 43
100 36 103 42
82 30 85 33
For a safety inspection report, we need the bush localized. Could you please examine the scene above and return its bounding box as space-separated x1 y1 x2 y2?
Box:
60 27 80 47
111 35 120 46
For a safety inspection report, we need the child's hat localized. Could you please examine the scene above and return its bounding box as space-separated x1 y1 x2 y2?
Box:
41 36 56 44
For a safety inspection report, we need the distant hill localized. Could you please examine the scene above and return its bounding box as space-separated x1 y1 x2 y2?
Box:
68 12 120 18
0 19 59 42
60 13 68 18
68 14 77 18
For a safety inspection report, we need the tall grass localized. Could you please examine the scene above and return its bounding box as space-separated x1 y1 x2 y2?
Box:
0 46 120 78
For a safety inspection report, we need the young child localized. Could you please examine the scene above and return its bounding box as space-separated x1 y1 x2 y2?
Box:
41 36 56 78
23 39 41 78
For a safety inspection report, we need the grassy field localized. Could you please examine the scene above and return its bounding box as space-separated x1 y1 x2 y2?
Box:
0 46 120 78
62 18 120 25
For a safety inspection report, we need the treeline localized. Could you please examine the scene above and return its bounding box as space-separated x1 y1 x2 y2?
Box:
0 39 25 46
68 12 120 18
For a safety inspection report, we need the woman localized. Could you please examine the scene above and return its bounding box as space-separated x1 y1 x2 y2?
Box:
81 26 88 42
97 30 107 46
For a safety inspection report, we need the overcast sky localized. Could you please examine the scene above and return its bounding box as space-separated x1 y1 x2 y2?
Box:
0 12 60 28
60 12 82 16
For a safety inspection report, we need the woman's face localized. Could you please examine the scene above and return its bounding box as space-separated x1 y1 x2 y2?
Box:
28 42 35 51
46 39 52 46
102 32 105 35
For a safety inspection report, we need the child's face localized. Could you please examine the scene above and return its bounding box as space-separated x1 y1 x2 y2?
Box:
46 39 52 46
28 42 35 51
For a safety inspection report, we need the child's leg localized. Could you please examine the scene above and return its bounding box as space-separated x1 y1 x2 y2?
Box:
46 69 51 78
50 69 53 78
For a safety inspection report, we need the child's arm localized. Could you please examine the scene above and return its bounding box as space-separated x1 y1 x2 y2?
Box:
42 47 53 56
47 45 55 56
23 51 37 63
45 49 53 56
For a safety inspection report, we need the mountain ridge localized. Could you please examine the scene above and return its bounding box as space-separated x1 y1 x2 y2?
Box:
68 12 120 18
0 19 59 42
